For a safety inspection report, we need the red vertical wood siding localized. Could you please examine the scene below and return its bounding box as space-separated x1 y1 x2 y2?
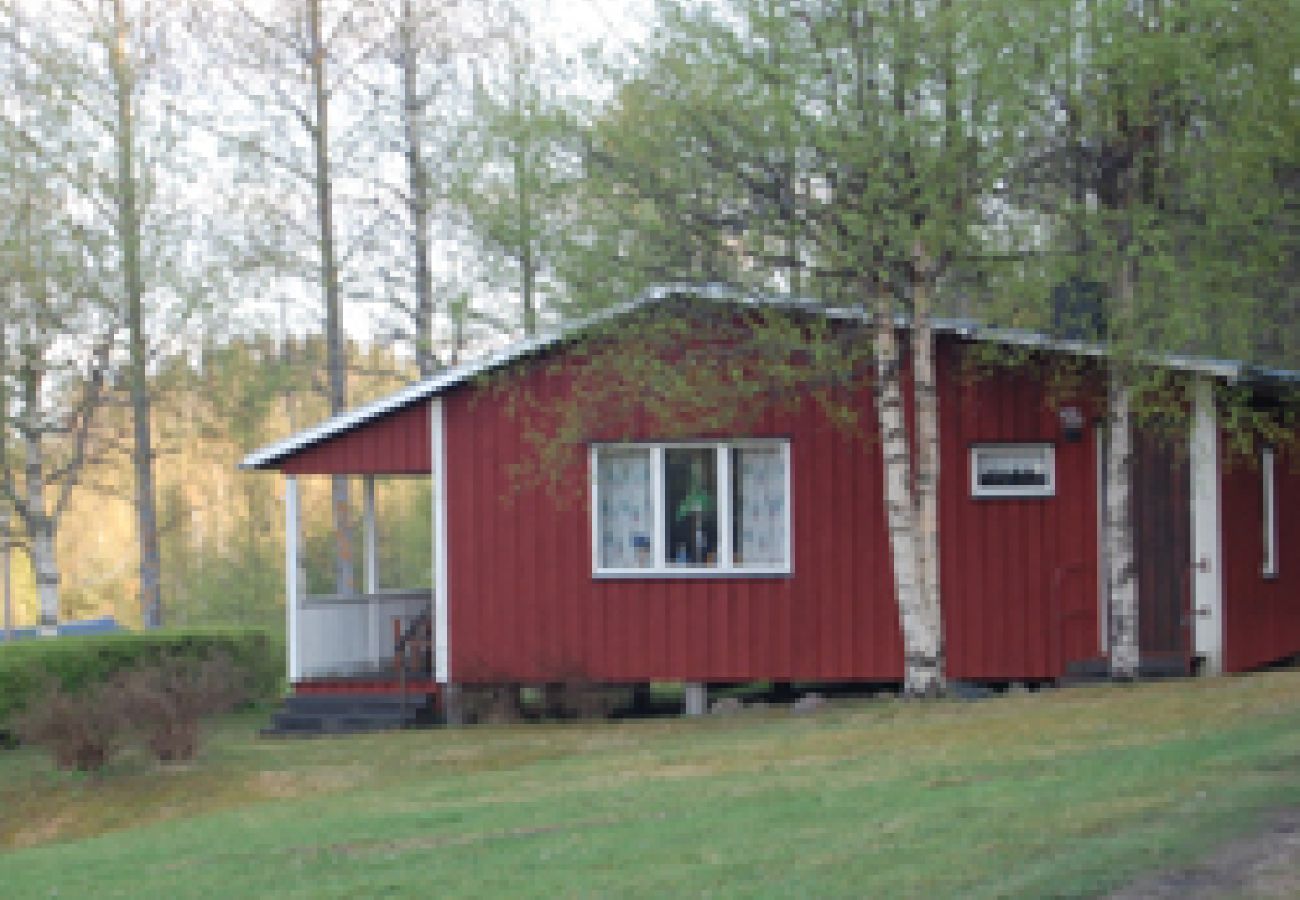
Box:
442 334 1105 685
279 402 430 475
938 342 1102 680
1221 439 1300 672
444 358 904 684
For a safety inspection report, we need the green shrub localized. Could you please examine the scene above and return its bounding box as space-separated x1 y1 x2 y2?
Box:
0 629 283 735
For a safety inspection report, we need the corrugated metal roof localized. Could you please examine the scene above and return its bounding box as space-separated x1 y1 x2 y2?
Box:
240 283 1297 471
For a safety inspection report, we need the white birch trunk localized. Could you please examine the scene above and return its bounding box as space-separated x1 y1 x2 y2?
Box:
23 431 58 631
1106 374 1139 678
30 520 59 632
911 273 943 678
874 318 942 695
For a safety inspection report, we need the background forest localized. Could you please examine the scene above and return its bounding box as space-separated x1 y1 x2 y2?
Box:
1 0 1295 637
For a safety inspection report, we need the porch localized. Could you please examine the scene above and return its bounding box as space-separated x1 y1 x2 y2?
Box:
271 473 443 734
283 471 442 689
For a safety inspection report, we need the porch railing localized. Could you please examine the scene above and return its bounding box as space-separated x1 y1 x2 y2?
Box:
297 589 431 679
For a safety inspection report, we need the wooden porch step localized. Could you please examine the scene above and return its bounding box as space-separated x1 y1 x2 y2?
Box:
261 690 440 736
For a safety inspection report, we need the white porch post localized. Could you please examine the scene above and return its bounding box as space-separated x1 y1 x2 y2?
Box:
285 476 301 682
431 398 450 685
1191 379 1224 675
363 475 379 664
363 476 378 593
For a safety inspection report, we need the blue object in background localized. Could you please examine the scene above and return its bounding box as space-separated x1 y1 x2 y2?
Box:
0 616 120 641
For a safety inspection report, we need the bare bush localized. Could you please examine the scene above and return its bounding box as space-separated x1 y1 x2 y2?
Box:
458 683 523 725
542 679 630 720
119 654 247 762
15 678 135 772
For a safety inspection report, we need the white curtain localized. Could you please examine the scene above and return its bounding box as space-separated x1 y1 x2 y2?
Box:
735 446 785 566
598 448 653 568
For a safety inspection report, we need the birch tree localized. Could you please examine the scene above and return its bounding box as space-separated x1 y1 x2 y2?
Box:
102 0 162 627
348 0 504 374
0 69 114 630
997 0 1299 677
449 14 592 337
1 0 205 628
206 0 396 595
573 0 1032 694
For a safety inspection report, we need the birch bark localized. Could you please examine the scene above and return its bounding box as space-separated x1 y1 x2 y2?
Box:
911 268 943 683
874 309 943 695
1106 366 1140 678
21 375 58 630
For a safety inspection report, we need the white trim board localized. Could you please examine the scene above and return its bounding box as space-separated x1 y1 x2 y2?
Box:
285 477 301 682
431 398 451 684
1191 379 1224 674
1262 447 1278 579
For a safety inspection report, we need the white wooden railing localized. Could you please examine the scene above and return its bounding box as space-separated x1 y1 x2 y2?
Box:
296 589 431 679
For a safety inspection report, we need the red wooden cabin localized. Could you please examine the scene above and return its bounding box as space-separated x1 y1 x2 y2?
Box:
241 287 1299 722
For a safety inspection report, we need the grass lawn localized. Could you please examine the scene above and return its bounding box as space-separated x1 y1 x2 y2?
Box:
2 672 1299 898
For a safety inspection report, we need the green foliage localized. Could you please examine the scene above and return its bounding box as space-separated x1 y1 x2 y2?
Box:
447 23 594 333
495 299 875 495
0 629 282 730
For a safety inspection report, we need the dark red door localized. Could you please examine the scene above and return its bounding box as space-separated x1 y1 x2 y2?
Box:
1132 426 1193 675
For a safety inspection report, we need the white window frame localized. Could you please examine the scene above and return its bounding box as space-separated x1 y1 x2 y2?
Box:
591 440 793 578
970 443 1056 499
1262 447 1277 579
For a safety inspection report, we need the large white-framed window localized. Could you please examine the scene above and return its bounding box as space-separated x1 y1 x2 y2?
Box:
591 440 792 577
970 443 1056 498
1262 447 1277 579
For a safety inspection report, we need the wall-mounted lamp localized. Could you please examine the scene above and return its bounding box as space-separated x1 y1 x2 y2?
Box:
1058 406 1085 443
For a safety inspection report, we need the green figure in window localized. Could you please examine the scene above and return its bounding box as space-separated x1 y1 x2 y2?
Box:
675 458 715 563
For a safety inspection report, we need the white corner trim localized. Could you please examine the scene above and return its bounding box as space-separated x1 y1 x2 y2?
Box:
285 477 301 682
1262 447 1277 578
1097 426 1109 652
363 477 378 594
363 476 379 663
1191 379 1223 674
432 398 451 684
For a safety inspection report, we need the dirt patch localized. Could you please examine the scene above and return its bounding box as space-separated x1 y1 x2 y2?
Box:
1108 809 1300 899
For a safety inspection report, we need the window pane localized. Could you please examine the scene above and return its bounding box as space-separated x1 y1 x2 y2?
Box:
665 448 718 566
597 448 654 569
732 446 787 567
973 445 1054 496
